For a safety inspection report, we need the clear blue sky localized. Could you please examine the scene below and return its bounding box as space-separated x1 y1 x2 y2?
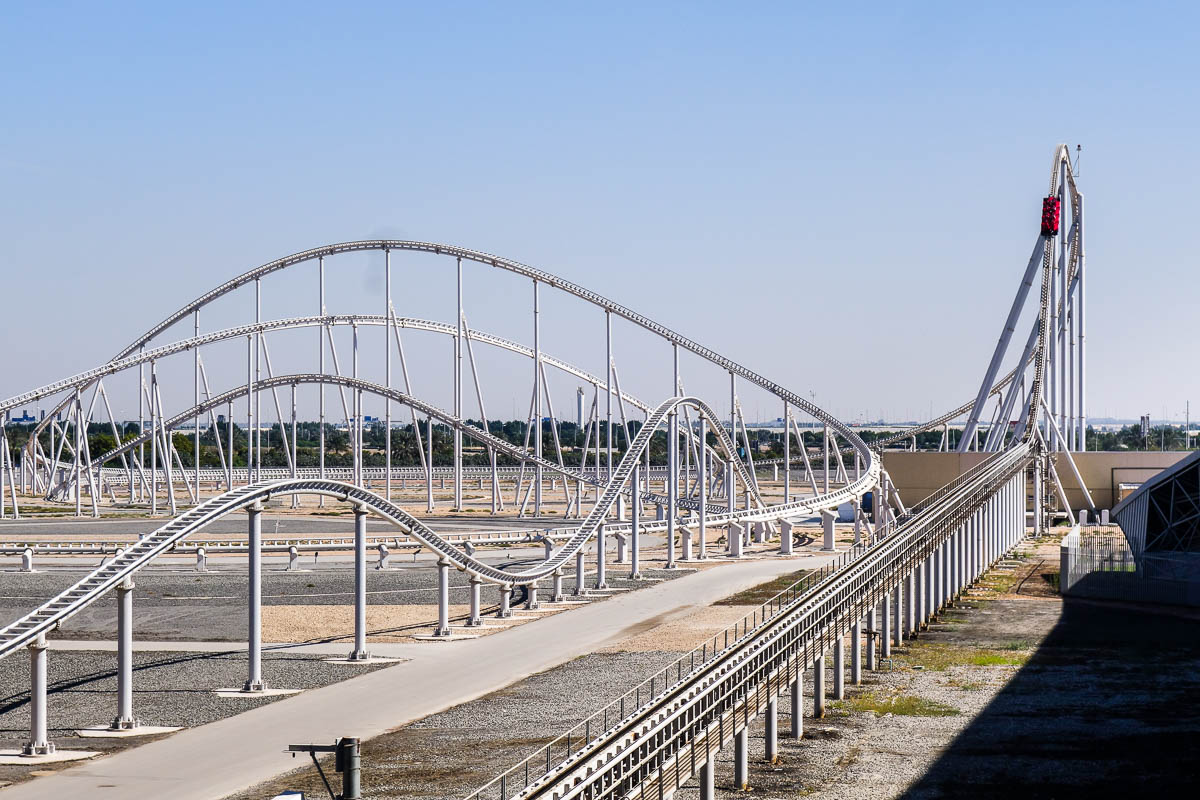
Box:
2 2 1197 425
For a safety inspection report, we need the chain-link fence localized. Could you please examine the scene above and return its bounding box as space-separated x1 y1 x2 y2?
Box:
1060 526 1200 607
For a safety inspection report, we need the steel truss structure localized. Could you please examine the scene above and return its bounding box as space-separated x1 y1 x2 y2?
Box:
863 146 1089 460
1 242 875 522
457 146 1077 800
0 146 1078 771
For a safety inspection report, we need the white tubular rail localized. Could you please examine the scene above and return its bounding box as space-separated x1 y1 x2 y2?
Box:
0 392 874 661
11 239 878 518
80 376 759 515
0 316 649 417
467 443 1031 800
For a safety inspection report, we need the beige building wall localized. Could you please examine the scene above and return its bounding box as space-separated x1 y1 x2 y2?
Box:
882 451 1190 512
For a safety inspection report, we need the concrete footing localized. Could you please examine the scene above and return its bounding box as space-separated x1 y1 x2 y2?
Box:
76 725 181 738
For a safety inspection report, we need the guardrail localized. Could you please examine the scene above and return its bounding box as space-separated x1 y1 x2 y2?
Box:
1060 526 1200 607
467 445 1030 800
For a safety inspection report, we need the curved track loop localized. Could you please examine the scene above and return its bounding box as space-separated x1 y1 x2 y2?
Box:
0 316 647 416
0 393 877 660
0 230 931 663
80 375 765 514
16 240 875 494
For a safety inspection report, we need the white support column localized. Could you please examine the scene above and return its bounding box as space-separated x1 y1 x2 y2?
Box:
833 636 845 700
1078 192 1087 449
905 570 916 635
667 345 679 566
699 757 715 800
697 415 707 559
765 696 778 763
244 502 266 691
893 582 904 646
783 402 791 504
497 584 513 618
924 554 934 624
812 655 826 718
467 575 482 627
454 257 463 510
533 280 542 517
605 310 613 484
866 607 877 670
821 509 836 551
822 423 829 496
790 671 803 738
630 464 641 578
1034 459 1044 536
574 549 586 597
23 635 53 755
350 506 372 656
112 578 138 730
851 618 862 684
432 559 453 635
880 595 891 658
594 523 608 590
915 558 926 628
426 415 435 513
939 540 948 611
384 250 392 502
734 728 749 790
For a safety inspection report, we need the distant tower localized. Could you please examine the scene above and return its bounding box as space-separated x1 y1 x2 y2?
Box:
576 387 585 429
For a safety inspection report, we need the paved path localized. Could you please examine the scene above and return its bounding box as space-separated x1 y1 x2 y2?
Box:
0 555 823 800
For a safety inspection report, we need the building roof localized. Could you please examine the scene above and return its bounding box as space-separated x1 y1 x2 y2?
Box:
1112 449 1200 558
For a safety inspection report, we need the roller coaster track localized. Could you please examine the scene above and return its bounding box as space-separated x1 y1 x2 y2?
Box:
463 147 1074 800
15 241 876 503
468 444 1031 800
74 375 759 515
0 390 874 661
0 316 648 416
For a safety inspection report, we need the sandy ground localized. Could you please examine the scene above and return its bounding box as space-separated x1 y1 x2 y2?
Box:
598 604 758 653
263 604 476 643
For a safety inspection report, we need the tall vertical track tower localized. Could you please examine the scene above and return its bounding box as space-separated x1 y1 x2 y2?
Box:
959 144 1087 457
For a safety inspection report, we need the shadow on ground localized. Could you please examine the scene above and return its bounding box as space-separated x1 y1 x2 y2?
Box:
903 597 1200 799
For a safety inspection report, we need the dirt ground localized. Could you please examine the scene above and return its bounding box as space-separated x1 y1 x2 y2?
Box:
687 534 1200 800
262 604 475 643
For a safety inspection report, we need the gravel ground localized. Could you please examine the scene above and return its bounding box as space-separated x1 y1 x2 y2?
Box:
0 562 687 642
227 651 688 800
261 566 689 643
0 650 394 788
672 539 1200 800
598 604 757 653
225 537 1200 800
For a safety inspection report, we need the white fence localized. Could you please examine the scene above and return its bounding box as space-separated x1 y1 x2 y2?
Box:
1060 526 1200 607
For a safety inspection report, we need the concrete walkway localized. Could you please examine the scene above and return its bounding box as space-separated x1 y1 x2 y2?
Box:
0 555 823 800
